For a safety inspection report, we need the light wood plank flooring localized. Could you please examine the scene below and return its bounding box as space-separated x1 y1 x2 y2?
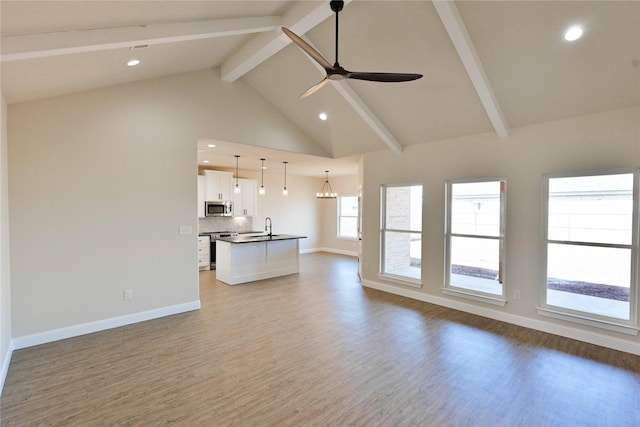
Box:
2 253 639 426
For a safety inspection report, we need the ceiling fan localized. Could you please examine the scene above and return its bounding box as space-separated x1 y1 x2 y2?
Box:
282 0 423 98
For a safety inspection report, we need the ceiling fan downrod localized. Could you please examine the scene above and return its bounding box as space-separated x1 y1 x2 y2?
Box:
331 0 344 67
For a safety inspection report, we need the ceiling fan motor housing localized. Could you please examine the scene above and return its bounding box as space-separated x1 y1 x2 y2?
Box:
330 1 344 13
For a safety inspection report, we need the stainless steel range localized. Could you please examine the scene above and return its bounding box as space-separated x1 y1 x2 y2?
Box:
198 232 238 269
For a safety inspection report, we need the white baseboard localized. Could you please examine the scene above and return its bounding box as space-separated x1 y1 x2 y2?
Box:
12 300 201 350
0 339 14 396
362 279 640 356
301 247 358 257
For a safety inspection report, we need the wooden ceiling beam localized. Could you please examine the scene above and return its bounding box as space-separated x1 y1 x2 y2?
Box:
221 0 352 83
1 16 281 62
432 0 509 139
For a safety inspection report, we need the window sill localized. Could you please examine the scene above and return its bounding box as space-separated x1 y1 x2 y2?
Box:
536 306 639 336
377 274 422 288
442 287 507 307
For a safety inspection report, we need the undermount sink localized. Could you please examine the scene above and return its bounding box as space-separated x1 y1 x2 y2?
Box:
241 234 280 239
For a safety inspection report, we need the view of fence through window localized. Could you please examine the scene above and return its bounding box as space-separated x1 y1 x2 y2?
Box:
448 181 504 296
381 185 422 281
545 172 634 320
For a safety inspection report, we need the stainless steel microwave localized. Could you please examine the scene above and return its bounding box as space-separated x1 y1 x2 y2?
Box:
205 201 233 217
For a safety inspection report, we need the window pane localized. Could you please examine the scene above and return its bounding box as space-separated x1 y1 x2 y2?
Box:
546 243 630 320
339 217 358 238
340 196 358 217
338 196 359 239
548 173 633 244
385 186 422 231
451 181 501 236
450 236 501 295
383 231 421 280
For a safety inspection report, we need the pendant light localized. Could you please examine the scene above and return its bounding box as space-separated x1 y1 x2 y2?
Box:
234 155 240 194
259 158 266 195
317 170 337 199
282 161 288 196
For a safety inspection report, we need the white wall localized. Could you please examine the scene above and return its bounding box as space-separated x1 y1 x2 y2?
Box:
361 107 640 354
1 93 12 393
8 69 327 342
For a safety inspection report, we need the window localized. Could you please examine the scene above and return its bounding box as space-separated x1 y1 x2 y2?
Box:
380 184 422 286
539 169 639 332
444 179 506 304
338 196 359 239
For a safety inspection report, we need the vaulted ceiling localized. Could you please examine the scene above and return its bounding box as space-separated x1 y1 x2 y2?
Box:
2 1 639 173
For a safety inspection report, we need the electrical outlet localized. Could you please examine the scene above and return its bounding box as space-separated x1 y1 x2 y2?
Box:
514 290 521 300
179 226 192 235
364 263 369 270
123 289 133 300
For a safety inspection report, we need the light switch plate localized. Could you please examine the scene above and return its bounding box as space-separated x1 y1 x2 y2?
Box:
179 226 192 235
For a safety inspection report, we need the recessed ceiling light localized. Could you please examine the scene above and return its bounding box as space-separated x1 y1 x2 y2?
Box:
207 144 216 148
564 26 583 41
319 112 328 121
126 59 140 67
202 160 210 164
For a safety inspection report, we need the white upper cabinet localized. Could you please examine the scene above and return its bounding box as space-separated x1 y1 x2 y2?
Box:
233 178 257 217
197 175 205 218
204 170 233 201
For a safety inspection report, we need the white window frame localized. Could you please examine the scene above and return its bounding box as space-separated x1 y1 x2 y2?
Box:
337 195 359 240
444 178 507 306
379 184 423 287
537 168 639 335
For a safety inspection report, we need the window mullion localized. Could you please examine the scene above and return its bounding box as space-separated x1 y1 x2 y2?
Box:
385 228 421 234
451 233 501 240
547 239 632 250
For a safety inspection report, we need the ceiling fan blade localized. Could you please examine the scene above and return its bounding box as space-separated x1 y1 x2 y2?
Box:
282 27 334 72
347 72 423 83
300 78 331 99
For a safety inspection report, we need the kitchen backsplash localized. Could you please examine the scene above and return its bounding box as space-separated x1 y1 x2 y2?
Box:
198 216 254 233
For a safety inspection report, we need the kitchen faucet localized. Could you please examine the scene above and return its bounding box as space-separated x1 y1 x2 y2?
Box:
265 217 272 238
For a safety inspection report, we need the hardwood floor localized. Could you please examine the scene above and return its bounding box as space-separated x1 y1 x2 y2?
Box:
2 252 639 426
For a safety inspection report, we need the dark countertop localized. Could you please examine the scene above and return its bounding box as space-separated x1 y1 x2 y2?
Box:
217 234 307 244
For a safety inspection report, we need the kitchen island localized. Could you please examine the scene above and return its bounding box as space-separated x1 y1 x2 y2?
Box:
215 234 307 285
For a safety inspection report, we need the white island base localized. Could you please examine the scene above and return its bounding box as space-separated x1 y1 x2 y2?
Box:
215 237 302 285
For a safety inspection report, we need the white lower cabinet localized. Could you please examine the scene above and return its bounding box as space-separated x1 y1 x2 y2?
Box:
198 236 210 270
216 239 300 285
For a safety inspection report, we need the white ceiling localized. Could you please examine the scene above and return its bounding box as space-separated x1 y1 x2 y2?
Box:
2 1 639 175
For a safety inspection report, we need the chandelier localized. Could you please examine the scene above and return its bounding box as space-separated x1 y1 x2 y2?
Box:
316 170 337 199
